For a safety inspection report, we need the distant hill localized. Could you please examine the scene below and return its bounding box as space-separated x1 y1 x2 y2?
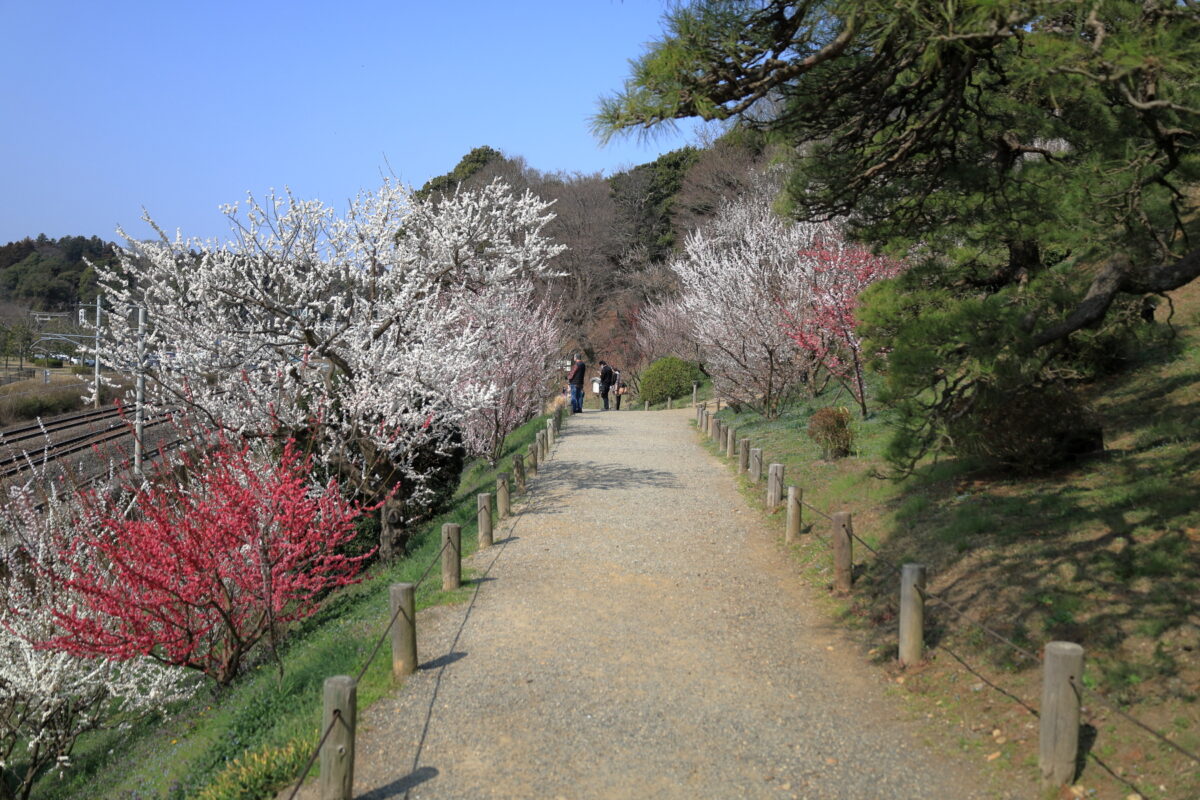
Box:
0 234 115 311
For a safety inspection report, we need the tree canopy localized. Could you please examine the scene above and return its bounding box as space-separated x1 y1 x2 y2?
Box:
598 0 1200 470
0 234 113 310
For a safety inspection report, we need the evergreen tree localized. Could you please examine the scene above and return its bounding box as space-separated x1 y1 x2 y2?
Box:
597 0 1200 471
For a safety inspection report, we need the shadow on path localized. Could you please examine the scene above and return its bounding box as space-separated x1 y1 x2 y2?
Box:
357 766 438 800
531 461 681 495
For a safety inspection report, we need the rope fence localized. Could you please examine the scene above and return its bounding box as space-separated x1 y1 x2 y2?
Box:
693 401 1200 791
284 408 564 800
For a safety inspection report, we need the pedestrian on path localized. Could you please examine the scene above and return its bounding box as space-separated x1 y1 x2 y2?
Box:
567 353 586 413
613 368 626 410
598 360 614 411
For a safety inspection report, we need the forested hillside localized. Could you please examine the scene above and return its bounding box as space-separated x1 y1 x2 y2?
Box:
418 131 773 373
0 234 112 310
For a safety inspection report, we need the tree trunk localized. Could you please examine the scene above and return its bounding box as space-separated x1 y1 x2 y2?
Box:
380 495 405 561
851 347 868 418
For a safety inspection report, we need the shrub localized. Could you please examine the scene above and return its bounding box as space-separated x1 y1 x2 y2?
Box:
945 382 1103 473
194 736 313 800
807 406 853 459
639 357 701 406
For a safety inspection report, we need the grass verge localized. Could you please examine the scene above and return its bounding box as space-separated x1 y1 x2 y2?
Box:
32 410 558 800
701 306 1198 799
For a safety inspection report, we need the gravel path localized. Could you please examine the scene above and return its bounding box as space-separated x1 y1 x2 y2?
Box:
292 408 1032 800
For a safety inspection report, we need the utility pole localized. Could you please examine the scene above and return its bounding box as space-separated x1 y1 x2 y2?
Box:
133 307 146 476
93 295 102 409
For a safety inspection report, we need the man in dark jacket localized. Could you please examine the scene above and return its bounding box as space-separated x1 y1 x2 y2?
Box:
567 354 586 413
598 360 614 411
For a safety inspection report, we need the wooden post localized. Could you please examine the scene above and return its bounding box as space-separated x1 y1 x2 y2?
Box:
497 474 510 519
644 400 649 411
831 512 853 595
1040 641 1085 787
477 493 493 548
738 438 750 473
899 564 927 666
786 486 802 543
513 454 527 493
441 523 461 591
749 448 763 482
668 396 673 409
767 463 784 509
692 382 698 407
527 443 537 476
320 676 356 800
715 398 721 412
389 583 417 679
725 426 735 458
713 419 721 442
546 420 554 448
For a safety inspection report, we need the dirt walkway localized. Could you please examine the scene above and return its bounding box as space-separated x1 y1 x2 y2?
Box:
294 408 1034 799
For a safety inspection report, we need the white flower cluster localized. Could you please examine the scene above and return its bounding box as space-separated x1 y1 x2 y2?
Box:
95 179 565 506
659 173 834 416
0 477 192 784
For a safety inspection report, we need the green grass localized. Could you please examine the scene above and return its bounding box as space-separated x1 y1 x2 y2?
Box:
699 306 1200 800
32 410 560 800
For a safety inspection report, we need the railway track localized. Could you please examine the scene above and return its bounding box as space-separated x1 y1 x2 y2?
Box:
0 406 174 482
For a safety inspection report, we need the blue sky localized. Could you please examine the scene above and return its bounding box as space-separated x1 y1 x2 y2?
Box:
0 1 694 244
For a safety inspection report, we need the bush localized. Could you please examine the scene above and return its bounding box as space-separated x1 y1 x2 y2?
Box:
194 736 313 800
946 382 1103 473
807 407 853 459
0 388 82 424
639 357 701 406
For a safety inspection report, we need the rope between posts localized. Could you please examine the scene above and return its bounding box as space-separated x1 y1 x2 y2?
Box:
285 709 343 800
284 534 453 796
723 427 1198 778
351 538 449 685
1071 677 1200 766
414 537 452 591
801 499 833 522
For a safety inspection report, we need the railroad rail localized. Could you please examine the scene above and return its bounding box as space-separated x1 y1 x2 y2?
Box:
0 407 125 448
0 408 171 482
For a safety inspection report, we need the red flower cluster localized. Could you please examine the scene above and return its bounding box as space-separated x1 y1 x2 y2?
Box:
47 436 371 685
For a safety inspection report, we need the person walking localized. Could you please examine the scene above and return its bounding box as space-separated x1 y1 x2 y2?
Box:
613 368 626 410
598 360 615 411
567 354 586 413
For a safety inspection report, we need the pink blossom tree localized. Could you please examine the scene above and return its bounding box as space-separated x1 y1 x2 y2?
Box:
659 174 828 417
43 436 370 687
782 239 905 416
461 286 563 465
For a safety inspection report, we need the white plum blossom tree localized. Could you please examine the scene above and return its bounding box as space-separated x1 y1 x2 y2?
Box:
0 478 192 800
662 176 830 417
95 179 564 556
461 285 563 465
633 296 703 374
